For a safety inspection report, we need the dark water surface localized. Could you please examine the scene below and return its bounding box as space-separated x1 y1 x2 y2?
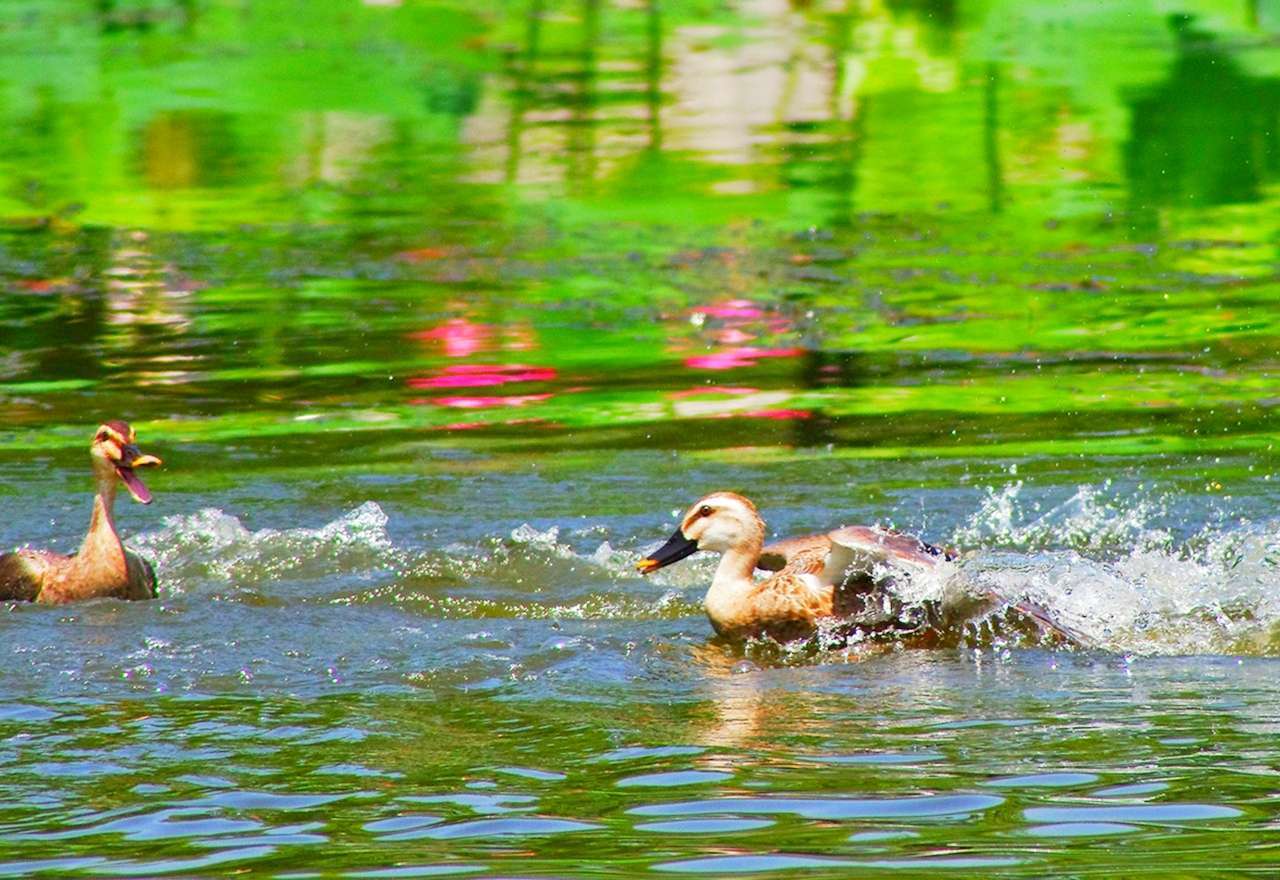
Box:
2 0 1280 876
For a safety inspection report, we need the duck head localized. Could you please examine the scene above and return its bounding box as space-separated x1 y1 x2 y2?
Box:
90 421 162 504
637 491 764 573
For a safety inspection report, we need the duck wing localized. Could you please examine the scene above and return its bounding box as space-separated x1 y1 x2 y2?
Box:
123 549 159 600
766 527 1088 648
762 526 955 575
816 527 955 633
820 526 948 585
757 534 832 571
823 529 1087 647
0 549 62 601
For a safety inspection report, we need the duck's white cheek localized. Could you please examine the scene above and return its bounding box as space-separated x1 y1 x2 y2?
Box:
697 522 736 552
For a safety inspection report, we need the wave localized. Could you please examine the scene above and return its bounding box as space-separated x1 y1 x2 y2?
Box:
128 502 403 594
127 506 698 619
124 489 1280 657
955 483 1280 655
954 481 1175 554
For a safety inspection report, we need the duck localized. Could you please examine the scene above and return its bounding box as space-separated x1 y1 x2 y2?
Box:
637 491 1080 645
0 421 162 603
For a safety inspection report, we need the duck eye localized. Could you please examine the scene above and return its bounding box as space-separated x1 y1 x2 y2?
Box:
698 505 713 517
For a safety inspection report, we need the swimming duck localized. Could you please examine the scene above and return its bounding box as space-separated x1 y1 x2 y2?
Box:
637 491 1078 645
0 421 162 603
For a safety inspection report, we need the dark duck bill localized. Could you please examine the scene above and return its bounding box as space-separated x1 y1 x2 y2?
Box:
636 527 699 574
115 444 162 504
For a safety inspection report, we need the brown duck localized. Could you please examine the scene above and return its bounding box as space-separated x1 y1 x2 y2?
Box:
0 421 162 603
637 491 1081 645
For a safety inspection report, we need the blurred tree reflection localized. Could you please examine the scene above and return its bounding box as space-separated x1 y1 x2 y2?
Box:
136 111 243 189
1124 14 1280 216
13 230 112 383
885 0 957 52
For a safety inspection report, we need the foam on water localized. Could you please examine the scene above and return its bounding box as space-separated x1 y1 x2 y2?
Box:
954 483 1280 656
123 489 1280 656
396 523 671 587
129 502 401 594
954 480 1175 554
127 508 698 620
724 483 1280 658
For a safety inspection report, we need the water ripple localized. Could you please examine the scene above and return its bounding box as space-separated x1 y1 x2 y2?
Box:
652 854 1025 874
197 791 347 811
592 745 707 763
411 817 602 839
398 793 537 814
1024 804 1243 823
809 751 944 765
1026 821 1141 837
629 794 1004 820
983 772 1099 788
617 770 732 788
94 844 277 876
634 817 775 834
344 867 487 878
653 854 856 874
1091 782 1170 798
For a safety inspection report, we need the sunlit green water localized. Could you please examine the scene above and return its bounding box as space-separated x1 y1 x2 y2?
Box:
1 0 1280 876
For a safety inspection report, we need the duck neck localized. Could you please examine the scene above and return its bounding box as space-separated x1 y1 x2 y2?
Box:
704 533 763 630
77 471 126 576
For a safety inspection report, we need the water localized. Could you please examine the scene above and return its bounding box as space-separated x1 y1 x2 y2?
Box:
2 0 1280 875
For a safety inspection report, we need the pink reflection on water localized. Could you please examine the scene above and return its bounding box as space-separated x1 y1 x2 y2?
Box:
713 328 755 344
698 299 764 319
669 296 802 367
689 299 794 339
685 347 804 370
409 317 539 357
409 318 492 358
407 364 557 390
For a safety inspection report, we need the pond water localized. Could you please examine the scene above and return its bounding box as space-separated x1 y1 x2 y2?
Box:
2 0 1280 876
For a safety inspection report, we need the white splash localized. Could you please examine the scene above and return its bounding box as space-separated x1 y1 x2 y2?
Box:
953 484 1280 655
954 481 1173 553
129 502 398 592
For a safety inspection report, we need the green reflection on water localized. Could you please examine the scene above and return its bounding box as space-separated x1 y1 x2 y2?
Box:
1 0 1278 468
